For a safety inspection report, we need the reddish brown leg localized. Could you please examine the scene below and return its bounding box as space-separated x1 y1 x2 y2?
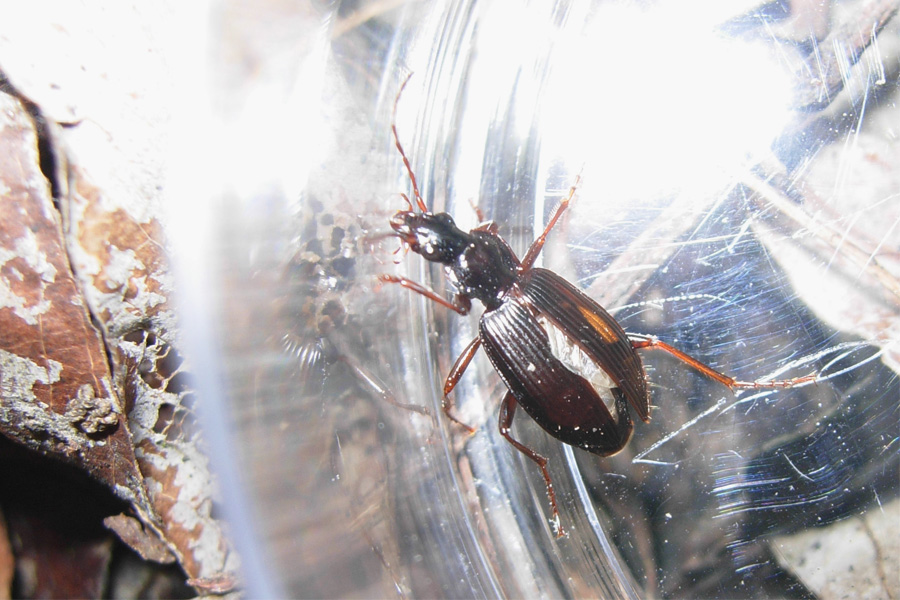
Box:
499 392 566 538
439 337 482 435
520 174 582 271
339 356 431 417
379 274 480 429
377 274 471 315
467 197 489 224
630 335 817 389
472 220 499 235
443 337 482 396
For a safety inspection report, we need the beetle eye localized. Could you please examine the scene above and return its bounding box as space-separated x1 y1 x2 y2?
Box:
434 213 456 227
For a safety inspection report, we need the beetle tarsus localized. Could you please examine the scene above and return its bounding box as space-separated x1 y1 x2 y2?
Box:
551 513 567 539
441 396 477 435
731 374 817 389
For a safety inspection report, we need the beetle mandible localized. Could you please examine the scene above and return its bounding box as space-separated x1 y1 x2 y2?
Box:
380 74 815 537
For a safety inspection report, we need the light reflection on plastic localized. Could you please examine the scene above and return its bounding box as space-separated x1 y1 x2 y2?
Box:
543 3 792 203
221 44 329 203
167 34 329 271
423 0 557 220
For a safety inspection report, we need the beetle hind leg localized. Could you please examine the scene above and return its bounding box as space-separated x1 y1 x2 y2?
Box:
630 335 817 390
499 392 566 538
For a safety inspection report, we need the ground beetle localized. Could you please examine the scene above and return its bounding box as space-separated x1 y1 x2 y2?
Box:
381 75 815 536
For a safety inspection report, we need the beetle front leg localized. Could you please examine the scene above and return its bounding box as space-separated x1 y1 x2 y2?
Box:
629 335 817 390
520 174 581 271
378 274 471 315
499 392 566 538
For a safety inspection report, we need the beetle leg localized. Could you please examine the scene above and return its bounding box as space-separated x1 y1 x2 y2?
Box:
472 220 499 234
444 337 481 395
629 335 817 390
440 337 481 435
377 274 470 315
466 197 490 225
337 355 431 417
499 392 566 538
520 174 582 271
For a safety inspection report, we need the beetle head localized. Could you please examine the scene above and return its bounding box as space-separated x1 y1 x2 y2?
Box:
390 210 469 265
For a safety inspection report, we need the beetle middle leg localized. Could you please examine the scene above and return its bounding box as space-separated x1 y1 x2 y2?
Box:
499 391 566 537
377 273 480 431
629 335 817 390
440 337 482 434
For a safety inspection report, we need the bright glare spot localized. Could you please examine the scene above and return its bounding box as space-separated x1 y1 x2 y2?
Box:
218 46 330 202
442 1 562 219
543 3 792 202
165 14 329 320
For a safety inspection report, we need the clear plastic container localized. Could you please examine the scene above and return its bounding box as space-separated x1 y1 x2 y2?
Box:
180 1 900 597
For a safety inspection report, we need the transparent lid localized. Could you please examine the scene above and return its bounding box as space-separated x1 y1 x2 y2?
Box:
179 1 900 597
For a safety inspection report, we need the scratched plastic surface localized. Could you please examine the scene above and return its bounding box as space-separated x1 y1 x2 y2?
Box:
185 1 900 598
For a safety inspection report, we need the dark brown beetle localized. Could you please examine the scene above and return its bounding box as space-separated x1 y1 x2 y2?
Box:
381 75 815 536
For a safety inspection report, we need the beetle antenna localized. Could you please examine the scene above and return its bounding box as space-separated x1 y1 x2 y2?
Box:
392 73 428 213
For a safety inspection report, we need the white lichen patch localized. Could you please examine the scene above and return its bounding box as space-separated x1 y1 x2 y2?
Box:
0 349 62 398
105 246 168 309
103 246 142 290
0 351 101 454
0 400 86 455
774 498 900 600
119 331 236 577
134 414 236 577
87 248 170 336
14 228 58 283
65 232 103 282
0 230 57 325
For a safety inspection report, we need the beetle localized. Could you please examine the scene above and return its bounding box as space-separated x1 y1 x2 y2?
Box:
381 74 815 536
